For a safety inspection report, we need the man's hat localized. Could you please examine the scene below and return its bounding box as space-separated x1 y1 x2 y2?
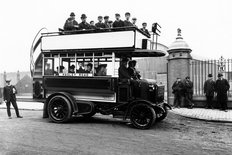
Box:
142 22 147 26
104 16 109 19
81 14 87 19
125 12 130 16
115 13 120 17
98 16 103 19
5 79 11 83
132 17 137 20
218 73 223 77
70 12 75 16
208 74 213 77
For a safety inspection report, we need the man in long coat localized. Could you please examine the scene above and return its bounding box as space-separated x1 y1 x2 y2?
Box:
3 79 23 119
203 74 215 109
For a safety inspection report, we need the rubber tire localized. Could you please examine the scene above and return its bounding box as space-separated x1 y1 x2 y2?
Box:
156 106 168 122
130 103 156 129
47 95 72 123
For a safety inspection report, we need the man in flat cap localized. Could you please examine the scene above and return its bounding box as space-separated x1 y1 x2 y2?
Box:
183 76 194 108
140 22 150 37
113 13 124 28
104 16 110 28
63 12 79 31
132 17 137 27
79 14 91 30
204 74 216 109
95 16 106 29
3 80 23 119
215 73 230 112
124 12 133 27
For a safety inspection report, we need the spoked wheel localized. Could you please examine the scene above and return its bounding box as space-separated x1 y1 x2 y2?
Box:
156 106 168 122
47 95 72 123
130 103 156 129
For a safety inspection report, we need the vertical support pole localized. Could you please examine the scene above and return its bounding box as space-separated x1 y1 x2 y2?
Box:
112 52 115 77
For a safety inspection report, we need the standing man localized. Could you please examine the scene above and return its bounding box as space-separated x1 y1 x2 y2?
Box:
63 12 79 31
124 12 133 27
140 22 150 37
104 16 110 28
132 17 137 27
113 13 124 28
203 74 215 109
79 14 91 30
3 79 23 119
215 73 230 112
172 78 183 108
183 76 194 108
95 16 106 29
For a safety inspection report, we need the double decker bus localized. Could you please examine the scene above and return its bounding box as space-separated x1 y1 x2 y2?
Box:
30 27 170 129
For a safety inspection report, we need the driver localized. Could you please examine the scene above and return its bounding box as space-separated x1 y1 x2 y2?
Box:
118 57 131 80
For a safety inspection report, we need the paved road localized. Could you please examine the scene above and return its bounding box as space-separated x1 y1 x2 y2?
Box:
0 109 232 155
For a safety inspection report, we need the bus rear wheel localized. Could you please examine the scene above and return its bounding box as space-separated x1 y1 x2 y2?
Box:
130 103 156 129
47 95 72 123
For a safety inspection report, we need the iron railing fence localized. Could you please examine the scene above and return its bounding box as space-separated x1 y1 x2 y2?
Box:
190 57 232 97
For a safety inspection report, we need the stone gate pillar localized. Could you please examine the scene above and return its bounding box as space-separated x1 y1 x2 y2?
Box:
167 29 192 105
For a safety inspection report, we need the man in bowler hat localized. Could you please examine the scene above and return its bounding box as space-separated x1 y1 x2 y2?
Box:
63 12 79 31
215 73 230 112
3 79 23 119
79 14 91 30
203 74 215 109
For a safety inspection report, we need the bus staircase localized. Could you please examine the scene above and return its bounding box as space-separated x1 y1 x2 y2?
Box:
30 28 47 99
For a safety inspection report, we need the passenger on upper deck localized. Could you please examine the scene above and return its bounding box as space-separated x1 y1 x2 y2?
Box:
140 22 150 37
90 21 97 29
95 16 106 29
79 14 91 30
96 64 107 76
108 21 113 28
118 58 131 80
128 60 141 80
113 13 124 28
63 12 79 31
104 16 110 28
132 17 137 27
124 12 133 27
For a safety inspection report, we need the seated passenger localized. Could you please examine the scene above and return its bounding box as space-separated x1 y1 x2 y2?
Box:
140 22 150 37
128 60 141 80
118 57 131 80
113 13 124 28
132 17 137 27
90 21 97 30
79 14 91 30
104 16 110 28
108 20 113 28
95 16 106 29
86 63 93 73
124 12 133 27
69 65 75 73
63 12 79 31
76 62 85 73
44 63 54 75
96 64 107 76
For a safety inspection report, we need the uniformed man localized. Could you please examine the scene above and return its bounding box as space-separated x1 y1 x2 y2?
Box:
215 73 230 112
79 14 91 30
118 57 131 80
63 12 79 31
104 16 110 28
113 13 124 28
124 12 133 27
90 21 97 29
3 79 23 119
140 22 150 37
172 78 184 108
183 76 194 108
95 16 106 29
132 17 137 27
203 74 215 109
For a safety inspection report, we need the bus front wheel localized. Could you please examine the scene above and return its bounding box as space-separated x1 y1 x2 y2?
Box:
47 95 72 123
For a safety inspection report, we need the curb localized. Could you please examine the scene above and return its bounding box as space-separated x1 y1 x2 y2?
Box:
170 109 232 123
0 107 43 111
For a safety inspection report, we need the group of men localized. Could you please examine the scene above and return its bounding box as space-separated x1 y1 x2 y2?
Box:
203 73 230 111
63 12 150 36
172 76 194 109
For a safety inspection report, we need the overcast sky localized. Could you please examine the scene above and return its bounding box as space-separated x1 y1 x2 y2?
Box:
0 0 231 72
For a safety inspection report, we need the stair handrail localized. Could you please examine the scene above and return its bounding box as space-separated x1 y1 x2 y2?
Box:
30 27 48 77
